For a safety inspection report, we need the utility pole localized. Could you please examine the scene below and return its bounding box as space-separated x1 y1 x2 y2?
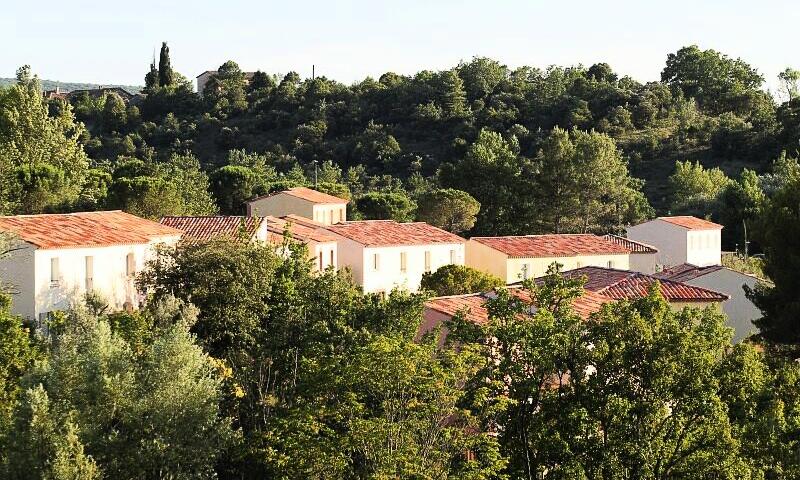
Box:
312 64 315 80
313 159 318 188
743 219 750 258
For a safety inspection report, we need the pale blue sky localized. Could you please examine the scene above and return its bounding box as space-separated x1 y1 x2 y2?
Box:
3 0 798 92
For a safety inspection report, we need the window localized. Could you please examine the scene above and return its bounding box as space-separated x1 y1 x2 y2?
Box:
607 260 614 268
424 251 431 272
330 209 334 224
449 249 456 264
50 257 60 285
318 251 323 270
330 249 335 267
373 253 380 271
576 261 583 268
322 210 327 224
522 263 530 280
85 256 94 291
400 252 407 272
339 208 344 223
126 252 135 277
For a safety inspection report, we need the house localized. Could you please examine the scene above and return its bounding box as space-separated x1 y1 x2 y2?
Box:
559 266 729 311
466 234 631 284
0 211 182 322
655 264 762 342
196 70 257 95
246 187 348 225
160 215 269 243
603 234 658 274
323 220 465 294
626 216 722 267
419 287 613 345
160 215 338 272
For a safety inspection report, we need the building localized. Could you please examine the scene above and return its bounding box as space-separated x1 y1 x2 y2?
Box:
419 287 613 345
196 70 257 95
160 215 269 243
265 216 338 272
603 234 658 274
323 220 465 294
246 187 348 225
560 266 729 311
466 234 631 284
626 216 722 267
66 86 136 103
0 211 182 322
655 264 761 342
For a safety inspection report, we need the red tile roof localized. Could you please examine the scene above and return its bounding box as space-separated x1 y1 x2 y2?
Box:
471 234 629 258
0 211 181 249
425 287 612 323
160 216 263 242
602 234 658 254
657 216 723 230
265 216 336 243
654 263 736 283
326 221 465 247
249 187 348 205
560 266 728 302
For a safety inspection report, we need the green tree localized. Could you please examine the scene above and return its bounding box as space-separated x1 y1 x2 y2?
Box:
157 42 174 87
209 165 262 214
668 160 731 216
0 293 36 441
354 191 416 222
420 264 503 296
101 92 127 132
778 67 800 102
416 188 480 234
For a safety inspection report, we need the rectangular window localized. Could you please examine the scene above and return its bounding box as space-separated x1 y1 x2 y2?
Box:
400 252 407 272
424 251 431 272
50 257 59 284
522 263 530 280
85 256 94 291
330 209 334 223
318 251 323 270
373 253 380 271
449 249 456 264
126 252 135 277
322 210 327 224
607 260 614 268
339 208 344 223
330 249 335 267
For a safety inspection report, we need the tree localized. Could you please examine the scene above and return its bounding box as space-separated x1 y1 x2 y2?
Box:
144 57 159 92
778 67 800 102
0 293 35 444
209 165 262 214
101 92 127 132
157 42 174 87
354 191 416 222
668 160 731 216
420 264 503 296
416 188 480 234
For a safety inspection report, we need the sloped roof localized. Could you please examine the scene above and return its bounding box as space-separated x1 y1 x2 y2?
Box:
0 211 181 249
470 234 629 258
602 234 658 254
561 266 729 302
249 187 348 205
326 221 464 247
265 216 336 243
425 287 612 323
160 216 263 242
657 216 723 230
653 263 753 283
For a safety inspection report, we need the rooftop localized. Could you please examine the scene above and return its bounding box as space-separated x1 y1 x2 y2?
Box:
160 216 263 242
470 234 629 258
559 266 729 302
602 234 658 254
266 216 337 243
0 211 181 249
653 263 753 283
656 216 723 231
326 220 464 247
249 187 349 205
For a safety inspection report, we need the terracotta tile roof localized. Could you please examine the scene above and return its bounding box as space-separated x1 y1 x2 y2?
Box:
0 211 182 249
654 263 732 283
265 216 336 243
470 234 629 258
560 266 729 302
657 216 723 230
326 221 465 247
249 187 348 205
160 216 263 242
425 287 612 323
602 234 658 254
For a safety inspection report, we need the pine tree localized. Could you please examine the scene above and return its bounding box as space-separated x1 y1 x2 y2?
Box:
158 42 174 87
144 56 158 92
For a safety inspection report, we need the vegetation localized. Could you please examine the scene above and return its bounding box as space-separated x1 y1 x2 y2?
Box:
420 264 503 296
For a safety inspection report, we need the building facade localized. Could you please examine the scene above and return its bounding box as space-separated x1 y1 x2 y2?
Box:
246 187 347 225
626 216 722 267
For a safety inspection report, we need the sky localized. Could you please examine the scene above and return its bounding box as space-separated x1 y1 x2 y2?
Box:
3 0 798 92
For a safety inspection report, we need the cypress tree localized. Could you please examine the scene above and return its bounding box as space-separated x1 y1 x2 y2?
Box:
158 42 174 87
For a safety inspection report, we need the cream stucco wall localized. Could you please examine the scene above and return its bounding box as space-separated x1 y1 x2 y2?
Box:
683 269 760 342
686 230 722 267
311 204 347 225
310 241 338 272
627 219 721 267
247 193 346 225
465 240 508 280
629 252 658 274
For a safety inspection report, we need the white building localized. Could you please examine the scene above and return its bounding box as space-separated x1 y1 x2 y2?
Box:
655 264 761 342
264 216 338 272
322 220 465 294
603 234 658 274
246 187 348 225
466 234 631 284
626 216 722 267
0 211 182 322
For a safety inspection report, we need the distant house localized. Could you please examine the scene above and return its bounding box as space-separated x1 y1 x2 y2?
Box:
66 86 135 103
196 70 257 95
603 234 658 274
43 86 68 101
626 216 722 267
559 266 729 311
323 220 465 294
0 211 182 322
246 187 348 225
160 215 338 272
655 264 761 342
466 234 631 284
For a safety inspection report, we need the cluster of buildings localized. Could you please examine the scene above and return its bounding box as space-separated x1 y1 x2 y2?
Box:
0 187 762 341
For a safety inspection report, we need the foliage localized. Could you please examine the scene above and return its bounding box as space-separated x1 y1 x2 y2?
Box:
668 159 731 216
354 190 416 222
416 188 480 233
420 264 504 296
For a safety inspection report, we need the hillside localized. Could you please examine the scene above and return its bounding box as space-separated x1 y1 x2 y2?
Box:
0 77 143 94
